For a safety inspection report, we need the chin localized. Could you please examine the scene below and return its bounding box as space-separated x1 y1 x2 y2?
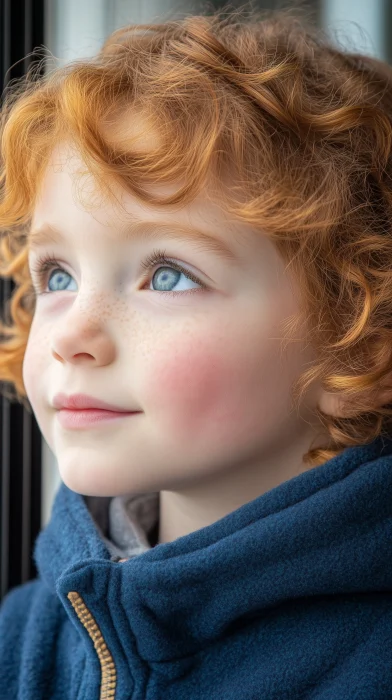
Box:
57 467 142 498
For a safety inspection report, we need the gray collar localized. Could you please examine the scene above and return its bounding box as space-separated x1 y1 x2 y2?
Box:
84 491 160 561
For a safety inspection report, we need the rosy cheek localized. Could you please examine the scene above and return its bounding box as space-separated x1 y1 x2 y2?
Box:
146 339 245 442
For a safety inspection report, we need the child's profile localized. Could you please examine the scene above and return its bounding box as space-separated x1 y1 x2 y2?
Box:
0 5 392 699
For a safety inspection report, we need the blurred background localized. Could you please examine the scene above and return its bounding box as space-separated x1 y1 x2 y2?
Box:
0 0 391 600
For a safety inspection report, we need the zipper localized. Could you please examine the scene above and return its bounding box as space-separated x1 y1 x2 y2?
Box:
67 591 117 699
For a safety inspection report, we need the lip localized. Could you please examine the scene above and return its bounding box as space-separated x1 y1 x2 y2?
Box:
52 392 134 412
56 408 138 430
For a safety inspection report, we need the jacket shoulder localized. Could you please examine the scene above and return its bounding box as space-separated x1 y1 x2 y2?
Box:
0 578 68 698
0 580 42 682
0 578 41 637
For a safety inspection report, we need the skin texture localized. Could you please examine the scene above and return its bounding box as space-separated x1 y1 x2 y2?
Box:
23 141 338 545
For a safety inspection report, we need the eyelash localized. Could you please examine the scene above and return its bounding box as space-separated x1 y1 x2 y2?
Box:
29 247 207 298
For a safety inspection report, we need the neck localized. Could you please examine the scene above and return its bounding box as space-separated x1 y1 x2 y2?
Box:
158 424 329 544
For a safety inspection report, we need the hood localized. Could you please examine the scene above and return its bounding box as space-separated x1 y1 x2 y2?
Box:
33 434 392 662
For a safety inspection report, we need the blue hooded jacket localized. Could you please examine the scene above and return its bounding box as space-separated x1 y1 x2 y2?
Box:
1 434 392 699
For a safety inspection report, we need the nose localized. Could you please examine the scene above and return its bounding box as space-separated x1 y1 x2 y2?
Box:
51 316 116 366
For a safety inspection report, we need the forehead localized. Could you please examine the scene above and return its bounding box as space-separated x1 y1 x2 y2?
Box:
29 142 258 261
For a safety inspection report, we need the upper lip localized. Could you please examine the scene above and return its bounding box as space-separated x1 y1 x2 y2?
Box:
52 393 135 412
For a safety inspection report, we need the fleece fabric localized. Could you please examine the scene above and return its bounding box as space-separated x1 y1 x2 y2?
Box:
1 434 392 699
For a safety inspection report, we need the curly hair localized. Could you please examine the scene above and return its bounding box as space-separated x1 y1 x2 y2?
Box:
0 4 392 468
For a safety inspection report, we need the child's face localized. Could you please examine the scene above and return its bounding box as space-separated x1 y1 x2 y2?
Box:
23 141 324 497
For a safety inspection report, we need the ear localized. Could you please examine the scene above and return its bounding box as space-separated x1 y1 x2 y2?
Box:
317 389 345 418
317 381 392 418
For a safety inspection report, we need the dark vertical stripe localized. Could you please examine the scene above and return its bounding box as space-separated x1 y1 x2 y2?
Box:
0 0 11 601
0 0 44 602
0 386 10 599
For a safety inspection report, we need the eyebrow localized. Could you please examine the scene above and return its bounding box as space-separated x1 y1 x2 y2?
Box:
27 219 241 267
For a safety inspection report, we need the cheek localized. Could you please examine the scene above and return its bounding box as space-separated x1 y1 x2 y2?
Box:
144 336 256 442
22 336 38 400
22 326 49 409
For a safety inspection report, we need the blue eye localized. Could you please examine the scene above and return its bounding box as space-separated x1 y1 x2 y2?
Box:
48 268 76 292
29 248 207 298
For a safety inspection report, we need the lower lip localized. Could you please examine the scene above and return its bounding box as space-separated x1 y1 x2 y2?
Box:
57 409 138 429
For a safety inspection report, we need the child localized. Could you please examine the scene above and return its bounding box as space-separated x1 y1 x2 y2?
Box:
0 5 392 698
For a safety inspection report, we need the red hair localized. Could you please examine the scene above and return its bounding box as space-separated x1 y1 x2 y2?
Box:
0 5 392 467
